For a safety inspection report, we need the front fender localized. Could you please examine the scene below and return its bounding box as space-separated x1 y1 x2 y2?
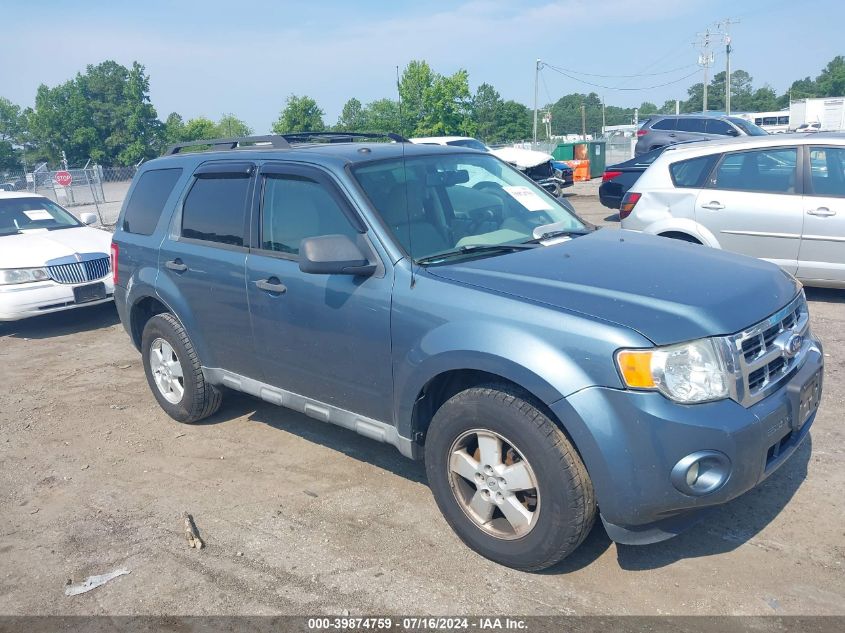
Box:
392 319 627 441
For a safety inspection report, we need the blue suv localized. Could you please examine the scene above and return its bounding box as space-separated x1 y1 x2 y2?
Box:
112 133 823 570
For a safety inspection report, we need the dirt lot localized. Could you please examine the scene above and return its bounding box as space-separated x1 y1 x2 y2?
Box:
1 189 843 616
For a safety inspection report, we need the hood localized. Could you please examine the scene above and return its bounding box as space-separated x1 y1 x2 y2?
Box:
0 226 112 268
426 230 801 345
491 147 553 169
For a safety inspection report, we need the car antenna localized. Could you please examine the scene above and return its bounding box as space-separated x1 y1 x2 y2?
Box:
397 63 415 288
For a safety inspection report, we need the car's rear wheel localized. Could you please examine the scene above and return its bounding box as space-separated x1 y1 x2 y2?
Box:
141 313 221 423
424 384 595 571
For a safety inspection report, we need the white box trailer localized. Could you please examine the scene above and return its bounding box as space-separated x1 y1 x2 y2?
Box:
789 97 845 131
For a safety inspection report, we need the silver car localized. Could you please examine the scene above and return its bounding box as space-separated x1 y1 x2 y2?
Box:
620 133 845 288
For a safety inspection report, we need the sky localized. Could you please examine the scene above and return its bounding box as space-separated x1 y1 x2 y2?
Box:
1 0 843 133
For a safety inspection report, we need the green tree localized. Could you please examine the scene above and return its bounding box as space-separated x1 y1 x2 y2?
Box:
216 113 252 137
495 101 532 142
361 99 401 133
163 112 185 143
336 98 367 131
28 60 161 165
398 60 473 136
472 83 503 142
816 55 845 97
181 117 218 140
271 95 325 133
0 97 23 170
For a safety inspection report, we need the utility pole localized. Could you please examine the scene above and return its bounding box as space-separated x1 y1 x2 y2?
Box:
675 99 680 115
694 30 715 112
581 102 587 140
533 59 542 145
601 96 606 136
716 18 740 114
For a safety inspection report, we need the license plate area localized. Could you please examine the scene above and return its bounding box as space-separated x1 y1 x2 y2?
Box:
73 282 106 304
795 369 822 430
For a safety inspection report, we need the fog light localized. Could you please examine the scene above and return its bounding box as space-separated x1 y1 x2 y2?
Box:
671 450 731 496
685 461 700 487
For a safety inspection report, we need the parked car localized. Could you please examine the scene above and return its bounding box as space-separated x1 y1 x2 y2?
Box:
636 114 768 156
410 136 571 194
599 146 669 209
620 132 845 287
113 133 822 571
0 192 113 320
795 122 822 133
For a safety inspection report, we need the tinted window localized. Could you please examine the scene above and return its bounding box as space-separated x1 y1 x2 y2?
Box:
261 175 358 255
778 116 789 125
727 117 769 136
676 118 706 133
651 118 677 131
670 155 719 188
711 148 797 193
181 175 250 246
809 147 845 197
705 119 737 135
446 139 490 151
123 168 182 235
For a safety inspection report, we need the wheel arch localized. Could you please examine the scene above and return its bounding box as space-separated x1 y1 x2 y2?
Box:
642 217 720 247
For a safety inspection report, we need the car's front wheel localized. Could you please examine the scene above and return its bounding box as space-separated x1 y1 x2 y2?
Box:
141 313 221 423
424 384 595 571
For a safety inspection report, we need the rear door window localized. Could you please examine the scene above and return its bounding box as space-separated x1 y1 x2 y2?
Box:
651 118 677 131
808 147 845 197
181 166 252 246
122 168 183 235
710 148 798 193
705 119 736 136
676 118 706 133
670 155 719 188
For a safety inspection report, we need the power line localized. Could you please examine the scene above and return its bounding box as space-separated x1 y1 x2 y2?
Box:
538 62 698 79
542 64 702 91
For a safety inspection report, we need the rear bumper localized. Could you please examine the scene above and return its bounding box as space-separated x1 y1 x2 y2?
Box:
0 278 114 321
552 340 823 543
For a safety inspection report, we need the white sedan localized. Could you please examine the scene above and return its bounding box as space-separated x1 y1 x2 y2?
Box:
0 192 114 320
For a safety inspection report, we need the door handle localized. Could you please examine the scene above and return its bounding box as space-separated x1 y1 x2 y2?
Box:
668 133 677 138
165 259 187 272
807 207 836 217
255 277 287 294
701 201 725 210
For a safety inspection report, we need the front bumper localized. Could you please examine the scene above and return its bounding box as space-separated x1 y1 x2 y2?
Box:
0 277 114 321
552 339 823 544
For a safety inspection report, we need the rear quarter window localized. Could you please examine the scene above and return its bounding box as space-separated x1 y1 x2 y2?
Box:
122 168 183 235
669 154 719 188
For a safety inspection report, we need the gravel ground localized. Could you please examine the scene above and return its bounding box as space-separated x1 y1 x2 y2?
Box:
1 184 843 616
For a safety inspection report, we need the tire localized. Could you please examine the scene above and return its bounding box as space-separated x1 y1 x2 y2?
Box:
141 313 222 423
424 384 595 571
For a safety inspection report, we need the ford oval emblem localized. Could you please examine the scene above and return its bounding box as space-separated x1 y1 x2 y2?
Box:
784 334 803 358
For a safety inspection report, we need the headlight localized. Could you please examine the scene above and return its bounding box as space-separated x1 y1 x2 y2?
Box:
616 338 729 403
0 268 51 285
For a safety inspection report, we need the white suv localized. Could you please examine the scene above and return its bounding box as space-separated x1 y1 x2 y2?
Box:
620 133 845 288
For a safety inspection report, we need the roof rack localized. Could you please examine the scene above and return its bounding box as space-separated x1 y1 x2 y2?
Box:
166 135 291 155
165 131 409 156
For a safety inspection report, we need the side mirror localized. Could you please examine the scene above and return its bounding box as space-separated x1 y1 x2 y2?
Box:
80 212 97 225
726 128 740 137
299 234 376 276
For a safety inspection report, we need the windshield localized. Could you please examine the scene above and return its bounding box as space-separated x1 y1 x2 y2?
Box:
728 117 769 136
445 139 491 152
0 197 81 236
352 152 586 262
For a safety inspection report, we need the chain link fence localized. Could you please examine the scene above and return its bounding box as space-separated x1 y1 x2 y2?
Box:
2 164 137 226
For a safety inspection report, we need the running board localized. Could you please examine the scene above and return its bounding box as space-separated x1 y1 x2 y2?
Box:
202 367 415 458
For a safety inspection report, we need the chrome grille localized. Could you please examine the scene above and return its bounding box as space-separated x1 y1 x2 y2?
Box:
728 293 809 406
47 256 110 285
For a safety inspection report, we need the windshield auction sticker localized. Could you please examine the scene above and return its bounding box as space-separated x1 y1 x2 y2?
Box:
23 209 53 221
502 186 552 212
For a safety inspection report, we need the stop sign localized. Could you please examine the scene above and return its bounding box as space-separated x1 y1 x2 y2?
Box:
54 171 73 187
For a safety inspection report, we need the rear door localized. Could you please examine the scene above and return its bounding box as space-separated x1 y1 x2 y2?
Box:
798 145 845 283
244 163 394 422
695 146 803 272
675 117 709 143
158 161 257 376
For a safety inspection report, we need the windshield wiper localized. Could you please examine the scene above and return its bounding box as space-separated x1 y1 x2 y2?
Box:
523 228 591 244
416 243 536 265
